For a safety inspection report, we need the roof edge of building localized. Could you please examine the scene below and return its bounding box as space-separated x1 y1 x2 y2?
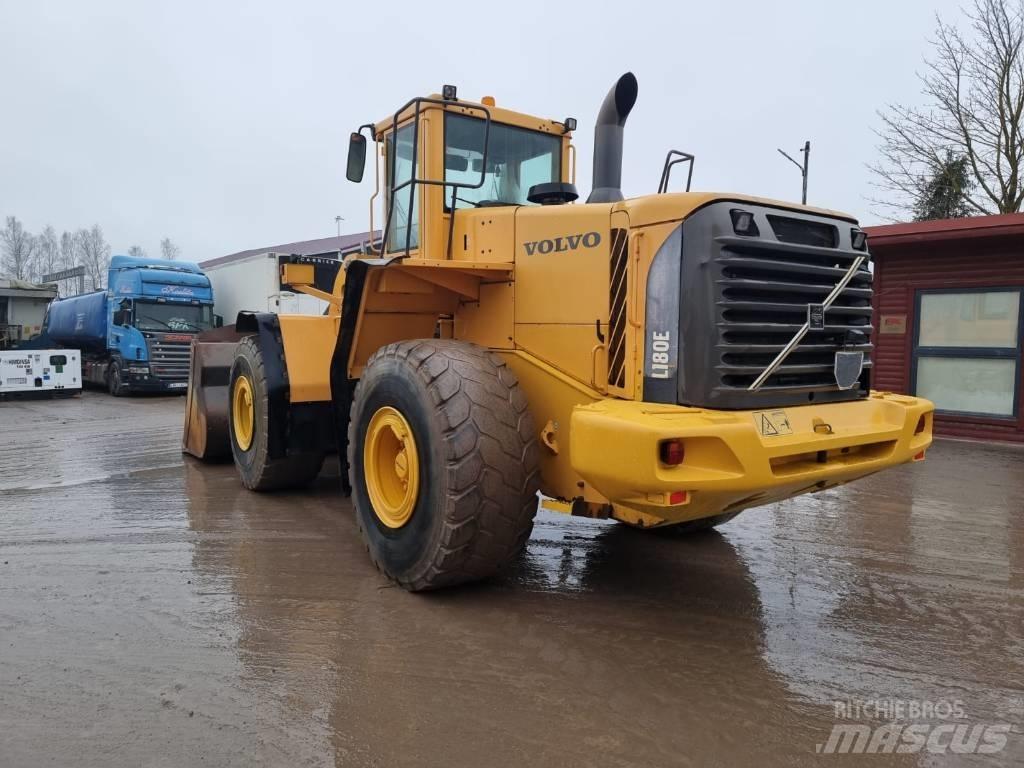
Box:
201 231 380 269
865 212 1024 248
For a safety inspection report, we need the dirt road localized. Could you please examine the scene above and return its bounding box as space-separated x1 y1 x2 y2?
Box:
1 392 1022 766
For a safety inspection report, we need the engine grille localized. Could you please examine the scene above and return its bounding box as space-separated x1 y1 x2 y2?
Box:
147 337 192 382
713 235 873 395
607 227 629 389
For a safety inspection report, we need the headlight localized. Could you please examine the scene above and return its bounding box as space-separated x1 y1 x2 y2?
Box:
128 366 149 374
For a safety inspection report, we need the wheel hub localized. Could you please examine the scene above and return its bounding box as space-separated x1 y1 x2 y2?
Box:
232 375 255 451
364 406 419 529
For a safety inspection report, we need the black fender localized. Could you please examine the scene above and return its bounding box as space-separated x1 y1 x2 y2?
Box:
328 260 372 495
235 312 290 460
235 311 338 462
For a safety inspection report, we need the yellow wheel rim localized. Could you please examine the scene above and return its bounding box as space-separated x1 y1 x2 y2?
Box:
232 374 255 452
364 406 419 529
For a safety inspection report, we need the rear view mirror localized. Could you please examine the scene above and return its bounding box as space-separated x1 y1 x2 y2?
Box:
471 158 500 173
445 153 469 172
346 132 367 182
113 309 129 327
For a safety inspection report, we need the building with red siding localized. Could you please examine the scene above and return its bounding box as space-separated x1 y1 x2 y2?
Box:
865 214 1024 443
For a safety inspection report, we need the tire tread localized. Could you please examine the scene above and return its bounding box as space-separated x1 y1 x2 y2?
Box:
348 340 540 591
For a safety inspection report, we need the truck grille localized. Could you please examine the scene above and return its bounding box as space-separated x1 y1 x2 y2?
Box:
713 235 873 395
147 337 192 382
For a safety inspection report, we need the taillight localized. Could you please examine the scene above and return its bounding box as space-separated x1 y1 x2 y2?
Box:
659 439 685 466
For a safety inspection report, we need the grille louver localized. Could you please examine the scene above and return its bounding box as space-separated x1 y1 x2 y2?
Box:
607 228 629 389
714 236 873 394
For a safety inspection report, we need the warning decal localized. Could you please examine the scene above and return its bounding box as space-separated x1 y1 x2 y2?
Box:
753 409 793 437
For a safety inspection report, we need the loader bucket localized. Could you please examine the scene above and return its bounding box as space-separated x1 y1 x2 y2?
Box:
182 327 246 461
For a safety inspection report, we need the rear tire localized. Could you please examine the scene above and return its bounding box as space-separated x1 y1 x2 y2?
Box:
349 340 540 591
228 336 324 490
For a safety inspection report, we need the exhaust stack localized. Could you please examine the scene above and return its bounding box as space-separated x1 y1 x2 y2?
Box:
587 72 639 204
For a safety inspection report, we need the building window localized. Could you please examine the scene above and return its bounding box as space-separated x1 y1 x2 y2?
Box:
914 290 1022 417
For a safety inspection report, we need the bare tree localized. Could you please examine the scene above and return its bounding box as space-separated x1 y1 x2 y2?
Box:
77 224 111 290
1 216 38 281
160 237 180 261
36 225 62 280
127 245 147 259
60 231 78 269
872 0 1024 216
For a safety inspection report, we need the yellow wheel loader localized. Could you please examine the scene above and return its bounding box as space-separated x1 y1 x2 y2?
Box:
184 73 933 591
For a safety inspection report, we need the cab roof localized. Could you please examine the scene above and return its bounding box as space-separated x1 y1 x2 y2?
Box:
374 94 570 139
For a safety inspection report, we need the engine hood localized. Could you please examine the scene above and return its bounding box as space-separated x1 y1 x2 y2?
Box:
612 192 856 229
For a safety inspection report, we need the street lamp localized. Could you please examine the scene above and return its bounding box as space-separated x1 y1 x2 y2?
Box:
335 215 344 238
777 140 810 205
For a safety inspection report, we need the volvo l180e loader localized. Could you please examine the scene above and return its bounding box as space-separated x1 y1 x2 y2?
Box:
184 73 934 591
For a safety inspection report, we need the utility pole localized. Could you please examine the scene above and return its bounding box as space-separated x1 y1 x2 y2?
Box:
777 140 810 205
335 215 344 238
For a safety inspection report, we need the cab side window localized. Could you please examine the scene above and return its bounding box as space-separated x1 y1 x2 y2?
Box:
386 123 419 252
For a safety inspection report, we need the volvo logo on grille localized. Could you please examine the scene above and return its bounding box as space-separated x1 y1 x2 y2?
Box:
808 303 826 330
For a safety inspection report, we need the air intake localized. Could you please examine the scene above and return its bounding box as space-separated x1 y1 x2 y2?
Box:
607 228 629 388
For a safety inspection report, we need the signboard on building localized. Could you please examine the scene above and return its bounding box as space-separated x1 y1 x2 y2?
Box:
880 314 907 334
42 265 86 296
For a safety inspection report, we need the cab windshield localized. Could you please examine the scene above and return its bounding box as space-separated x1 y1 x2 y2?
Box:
134 301 213 333
444 114 561 209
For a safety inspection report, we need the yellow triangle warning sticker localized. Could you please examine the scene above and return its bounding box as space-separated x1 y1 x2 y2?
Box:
753 409 793 437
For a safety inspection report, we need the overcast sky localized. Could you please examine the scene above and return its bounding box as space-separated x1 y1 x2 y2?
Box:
1 0 964 262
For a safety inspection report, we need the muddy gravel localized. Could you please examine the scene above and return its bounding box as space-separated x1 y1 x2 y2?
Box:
1 392 1022 767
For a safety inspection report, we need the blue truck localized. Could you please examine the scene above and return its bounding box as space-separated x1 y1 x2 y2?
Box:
44 255 215 395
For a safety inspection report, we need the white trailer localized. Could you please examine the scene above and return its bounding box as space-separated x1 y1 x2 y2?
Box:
0 349 82 397
203 252 331 324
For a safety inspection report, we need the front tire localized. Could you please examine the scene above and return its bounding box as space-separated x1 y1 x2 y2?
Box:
349 340 540 591
228 336 324 490
107 360 125 397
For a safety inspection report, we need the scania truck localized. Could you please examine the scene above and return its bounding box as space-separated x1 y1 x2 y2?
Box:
45 255 215 395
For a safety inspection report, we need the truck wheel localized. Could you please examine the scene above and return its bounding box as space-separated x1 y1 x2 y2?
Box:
655 511 741 536
348 340 540 591
228 336 324 490
107 360 125 397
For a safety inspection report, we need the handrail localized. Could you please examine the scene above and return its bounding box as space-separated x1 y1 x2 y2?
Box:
379 97 492 259
657 150 695 194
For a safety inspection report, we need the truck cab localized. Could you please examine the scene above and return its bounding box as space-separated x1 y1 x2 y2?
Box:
104 256 214 393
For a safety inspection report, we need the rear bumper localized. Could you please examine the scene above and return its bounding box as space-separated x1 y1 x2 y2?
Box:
569 392 934 525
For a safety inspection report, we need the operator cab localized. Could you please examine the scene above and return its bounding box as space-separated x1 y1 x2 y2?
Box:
346 88 576 258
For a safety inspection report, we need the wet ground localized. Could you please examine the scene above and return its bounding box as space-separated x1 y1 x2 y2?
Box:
1 391 1022 767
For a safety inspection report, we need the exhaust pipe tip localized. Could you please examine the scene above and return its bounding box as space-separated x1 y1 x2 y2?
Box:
607 72 638 125
587 72 638 204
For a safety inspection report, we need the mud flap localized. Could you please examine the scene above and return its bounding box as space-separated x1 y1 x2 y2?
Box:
181 327 245 461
